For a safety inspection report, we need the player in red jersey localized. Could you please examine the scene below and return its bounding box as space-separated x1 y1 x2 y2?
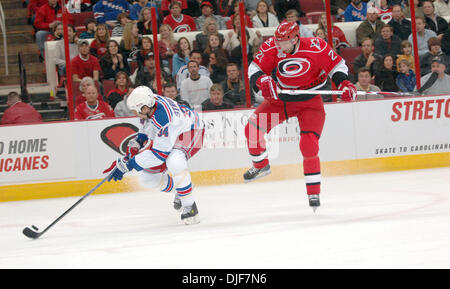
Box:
244 21 357 212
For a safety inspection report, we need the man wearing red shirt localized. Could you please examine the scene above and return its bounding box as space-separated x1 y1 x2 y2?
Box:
71 39 101 82
1 92 42 125
74 85 115 120
34 0 73 59
163 1 196 33
161 0 188 17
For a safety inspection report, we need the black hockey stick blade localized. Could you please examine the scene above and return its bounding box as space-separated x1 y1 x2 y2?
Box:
23 226 42 239
417 72 438 94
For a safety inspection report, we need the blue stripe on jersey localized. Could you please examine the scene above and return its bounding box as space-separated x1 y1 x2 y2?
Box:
128 157 144 171
151 148 170 161
151 96 174 129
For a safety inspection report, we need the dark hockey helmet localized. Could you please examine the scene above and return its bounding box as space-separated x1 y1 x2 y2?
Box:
274 21 300 42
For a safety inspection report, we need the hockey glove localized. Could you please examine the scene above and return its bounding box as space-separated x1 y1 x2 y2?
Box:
104 157 133 182
256 75 278 100
338 80 357 101
127 133 149 158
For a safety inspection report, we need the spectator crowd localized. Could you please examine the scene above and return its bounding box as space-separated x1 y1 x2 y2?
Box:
3 0 449 124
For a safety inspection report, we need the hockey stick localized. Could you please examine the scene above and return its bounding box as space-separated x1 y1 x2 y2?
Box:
278 89 418 97
22 170 115 240
417 72 438 94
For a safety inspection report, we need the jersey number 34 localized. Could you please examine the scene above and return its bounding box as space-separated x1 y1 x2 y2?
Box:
157 127 169 137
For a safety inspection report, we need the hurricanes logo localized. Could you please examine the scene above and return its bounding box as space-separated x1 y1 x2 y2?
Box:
278 58 311 78
174 24 191 33
100 123 139 155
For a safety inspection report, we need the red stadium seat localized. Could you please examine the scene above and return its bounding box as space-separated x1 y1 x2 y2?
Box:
103 79 116 96
129 61 138 74
301 1 325 14
339 47 362 76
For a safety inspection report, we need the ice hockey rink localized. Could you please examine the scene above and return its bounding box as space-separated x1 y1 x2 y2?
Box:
1 167 449 269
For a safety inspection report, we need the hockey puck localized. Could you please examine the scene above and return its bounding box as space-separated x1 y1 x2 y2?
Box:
31 225 39 231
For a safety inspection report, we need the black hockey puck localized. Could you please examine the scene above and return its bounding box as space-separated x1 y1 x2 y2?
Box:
32 225 39 231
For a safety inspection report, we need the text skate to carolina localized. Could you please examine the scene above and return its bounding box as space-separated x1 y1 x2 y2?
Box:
244 21 357 212
104 86 204 225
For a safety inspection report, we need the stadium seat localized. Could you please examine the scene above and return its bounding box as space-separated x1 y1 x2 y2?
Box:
301 1 325 14
339 47 362 76
103 79 116 96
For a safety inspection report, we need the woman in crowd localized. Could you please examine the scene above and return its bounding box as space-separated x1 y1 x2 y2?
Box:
203 33 228 67
208 51 228 83
251 0 279 28
105 71 130 109
100 39 130 80
136 36 154 68
75 76 102 107
137 7 159 35
120 22 142 63
374 54 399 92
158 24 178 75
194 17 224 52
90 23 110 59
223 14 262 55
229 28 254 68
54 24 79 78
172 37 191 77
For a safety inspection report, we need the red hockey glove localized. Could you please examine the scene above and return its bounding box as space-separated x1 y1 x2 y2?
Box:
256 75 278 100
338 80 357 101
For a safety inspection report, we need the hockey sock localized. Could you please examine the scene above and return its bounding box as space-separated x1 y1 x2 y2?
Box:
300 132 321 195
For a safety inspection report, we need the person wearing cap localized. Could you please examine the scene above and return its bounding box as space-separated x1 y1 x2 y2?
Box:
71 39 101 82
417 56 450 94
344 0 368 22
134 52 159 87
356 6 385 46
195 1 228 31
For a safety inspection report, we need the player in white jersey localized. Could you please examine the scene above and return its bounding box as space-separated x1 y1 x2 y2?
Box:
104 86 204 225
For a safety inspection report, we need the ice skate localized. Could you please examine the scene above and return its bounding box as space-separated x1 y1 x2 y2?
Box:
181 202 200 225
308 194 320 212
173 195 182 212
243 165 271 183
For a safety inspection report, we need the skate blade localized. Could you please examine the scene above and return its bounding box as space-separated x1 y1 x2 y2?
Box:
183 215 200 225
244 169 271 183
311 206 319 213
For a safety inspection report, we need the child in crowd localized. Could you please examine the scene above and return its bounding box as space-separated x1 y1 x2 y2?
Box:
80 18 97 39
47 21 64 41
396 59 416 92
396 40 415 71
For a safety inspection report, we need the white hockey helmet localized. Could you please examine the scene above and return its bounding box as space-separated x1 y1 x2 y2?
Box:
127 86 156 113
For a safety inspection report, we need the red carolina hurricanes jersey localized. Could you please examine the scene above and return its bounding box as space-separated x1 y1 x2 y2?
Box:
252 37 344 90
163 14 196 33
74 100 115 120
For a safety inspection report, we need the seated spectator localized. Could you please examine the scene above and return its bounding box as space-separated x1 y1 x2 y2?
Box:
195 1 228 31
396 40 415 72
422 0 448 37
244 0 276 17
355 67 382 97
1 92 42 125
356 7 385 46
80 18 97 39
71 39 101 82
176 50 210 89
163 82 190 108
403 0 424 18
136 36 154 68
105 71 130 109
34 0 73 60
137 7 159 35
442 29 450 56
273 0 304 22
344 0 368 22
318 12 350 50
74 85 115 120
134 52 156 87
202 84 234 111
163 1 196 32
93 0 130 27
417 56 450 94
229 29 254 69
315 28 327 40
374 54 399 92
111 12 131 37
90 23 110 59
374 24 402 57
114 88 135 117
208 52 228 83
223 15 262 55
172 37 191 78
420 37 449 76
408 16 437 57
54 24 79 78
221 62 248 106
75 76 102 106
194 17 225 52
285 9 314 38
120 22 142 62
46 21 63 41
252 0 279 28
180 60 213 109
226 1 253 29
434 0 450 17
129 0 158 21
388 5 411 41
203 33 228 66
396 59 416 92
161 0 188 17
353 38 383 80
151 74 168 93
158 24 178 75
100 39 130 80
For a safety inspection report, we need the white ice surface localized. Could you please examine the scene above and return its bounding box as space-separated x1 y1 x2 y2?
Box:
1 167 449 269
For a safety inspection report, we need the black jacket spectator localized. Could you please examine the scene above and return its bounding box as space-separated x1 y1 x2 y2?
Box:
353 53 383 80
202 98 235 111
375 68 399 92
374 34 402 57
387 18 411 41
442 30 450 56
425 15 449 36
